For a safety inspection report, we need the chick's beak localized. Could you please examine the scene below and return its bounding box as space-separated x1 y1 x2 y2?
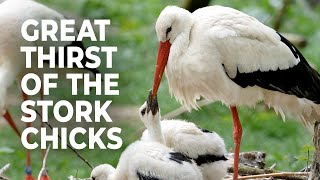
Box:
147 90 159 115
151 40 171 99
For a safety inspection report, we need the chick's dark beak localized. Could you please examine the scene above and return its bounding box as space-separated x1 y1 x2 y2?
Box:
147 90 159 115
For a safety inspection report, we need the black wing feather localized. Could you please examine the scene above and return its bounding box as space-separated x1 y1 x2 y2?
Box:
169 152 192 164
137 171 162 180
193 154 228 166
229 33 320 104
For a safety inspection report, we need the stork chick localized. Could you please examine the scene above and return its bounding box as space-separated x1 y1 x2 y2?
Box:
139 91 227 180
90 141 203 180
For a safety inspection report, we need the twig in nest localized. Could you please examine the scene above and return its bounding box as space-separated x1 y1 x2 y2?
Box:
269 163 277 170
228 164 276 175
238 172 308 180
227 151 266 169
34 110 94 169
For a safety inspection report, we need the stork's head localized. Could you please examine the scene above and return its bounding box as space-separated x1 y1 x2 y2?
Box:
90 164 115 180
152 6 192 98
155 6 192 43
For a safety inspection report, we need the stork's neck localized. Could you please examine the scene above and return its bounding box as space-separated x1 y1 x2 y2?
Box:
145 116 165 144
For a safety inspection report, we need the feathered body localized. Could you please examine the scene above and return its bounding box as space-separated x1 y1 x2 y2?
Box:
141 120 227 180
0 1 99 177
155 6 320 124
90 141 203 180
0 0 65 110
139 99 227 180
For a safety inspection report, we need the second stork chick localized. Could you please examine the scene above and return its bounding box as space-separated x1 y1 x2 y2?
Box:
139 91 228 180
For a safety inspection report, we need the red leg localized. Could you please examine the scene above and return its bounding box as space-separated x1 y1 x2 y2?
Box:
230 106 242 180
3 110 21 137
21 91 34 180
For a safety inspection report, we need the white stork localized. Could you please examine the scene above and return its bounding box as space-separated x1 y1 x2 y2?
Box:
151 5 320 179
0 0 98 178
90 140 203 180
139 92 227 180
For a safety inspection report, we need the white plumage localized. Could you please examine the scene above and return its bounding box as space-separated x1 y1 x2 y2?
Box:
0 0 98 130
90 141 203 180
90 164 115 180
0 0 98 177
154 6 320 124
139 100 227 180
151 5 320 180
0 0 77 111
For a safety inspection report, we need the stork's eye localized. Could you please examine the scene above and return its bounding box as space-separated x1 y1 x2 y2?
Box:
166 27 172 36
92 177 96 180
141 108 146 115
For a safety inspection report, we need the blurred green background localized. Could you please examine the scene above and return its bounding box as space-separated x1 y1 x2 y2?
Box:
0 0 319 179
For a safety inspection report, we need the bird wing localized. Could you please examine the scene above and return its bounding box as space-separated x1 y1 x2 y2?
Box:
136 171 161 180
0 0 74 50
203 6 320 103
129 142 200 180
203 6 299 78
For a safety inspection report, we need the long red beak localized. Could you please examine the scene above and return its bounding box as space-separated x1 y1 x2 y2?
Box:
152 40 171 99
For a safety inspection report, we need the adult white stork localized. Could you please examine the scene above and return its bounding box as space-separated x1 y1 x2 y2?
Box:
139 92 227 180
151 5 320 179
90 141 203 180
0 0 98 179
